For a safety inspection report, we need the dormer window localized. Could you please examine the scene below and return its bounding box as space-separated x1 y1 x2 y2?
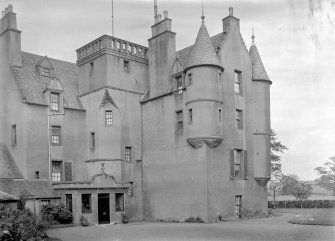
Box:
176 76 183 94
50 92 60 111
41 67 51 77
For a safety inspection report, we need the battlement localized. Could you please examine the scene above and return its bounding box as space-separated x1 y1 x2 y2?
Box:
76 35 148 62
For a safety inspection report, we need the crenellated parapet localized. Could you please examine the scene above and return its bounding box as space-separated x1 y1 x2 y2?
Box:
76 35 148 65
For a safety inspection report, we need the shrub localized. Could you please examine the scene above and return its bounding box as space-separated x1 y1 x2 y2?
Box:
184 216 204 223
121 213 129 223
41 204 73 224
268 199 335 208
0 206 48 241
239 209 268 219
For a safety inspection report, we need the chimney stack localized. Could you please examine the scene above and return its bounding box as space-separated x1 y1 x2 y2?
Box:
0 4 22 66
229 7 233 16
163 10 168 19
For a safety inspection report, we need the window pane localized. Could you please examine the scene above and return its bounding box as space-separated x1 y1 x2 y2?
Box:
125 147 131 162
51 126 61 144
52 161 62 182
115 193 124 211
50 93 59 111
82 194 91 213
105 111 113 126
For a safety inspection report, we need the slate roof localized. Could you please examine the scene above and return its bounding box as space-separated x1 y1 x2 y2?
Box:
0 179 59 200
178 22 222 71
0 143 23 179
249 43 270 81
12 52 84 110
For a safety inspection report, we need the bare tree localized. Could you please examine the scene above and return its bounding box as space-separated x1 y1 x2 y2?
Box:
315 157 335 196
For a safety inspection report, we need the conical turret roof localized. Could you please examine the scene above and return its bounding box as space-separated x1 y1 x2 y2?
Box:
249 43 270 82
186 22 222 70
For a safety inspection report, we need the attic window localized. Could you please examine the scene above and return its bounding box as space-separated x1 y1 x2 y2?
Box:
41 67 51 77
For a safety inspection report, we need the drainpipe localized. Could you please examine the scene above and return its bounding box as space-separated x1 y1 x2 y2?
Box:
48 111 65 181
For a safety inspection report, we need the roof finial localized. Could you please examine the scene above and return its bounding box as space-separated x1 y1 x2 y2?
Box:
251 24 255 43
201 0 205 22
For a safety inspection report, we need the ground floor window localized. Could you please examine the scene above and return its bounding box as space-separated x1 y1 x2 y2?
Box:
82 194 92 213
235 195 242 216
40 199 50 207
115 193 124 212
65 194 73 212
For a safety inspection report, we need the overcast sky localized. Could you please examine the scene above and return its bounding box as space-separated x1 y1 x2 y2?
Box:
1 0 334 181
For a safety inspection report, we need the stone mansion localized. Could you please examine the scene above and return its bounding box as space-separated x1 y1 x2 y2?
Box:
0 2 272 224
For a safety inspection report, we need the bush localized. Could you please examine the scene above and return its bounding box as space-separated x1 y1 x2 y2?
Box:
184 216 204 223
239 209 268 219
41 204 72 224
268 199 335 208
0 205 48 241
80 215 89 226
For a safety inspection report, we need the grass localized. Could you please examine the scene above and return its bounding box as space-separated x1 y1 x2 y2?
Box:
275 208 335 226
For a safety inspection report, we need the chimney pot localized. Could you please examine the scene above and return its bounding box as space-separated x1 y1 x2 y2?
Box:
158 14 162 21
229 7 233 16
163 10 168 19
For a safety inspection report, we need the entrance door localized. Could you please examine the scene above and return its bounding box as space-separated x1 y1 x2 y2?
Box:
98 193 110 224
65 194 72 213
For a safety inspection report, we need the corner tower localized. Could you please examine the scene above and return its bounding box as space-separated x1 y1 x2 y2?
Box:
185 15 224 148
249 31 272 185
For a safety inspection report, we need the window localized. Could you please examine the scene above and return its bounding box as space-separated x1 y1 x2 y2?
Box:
51 126 61 145
41 67 50 77
66 194 73 212
105 110 113 126
82 194 92 213
11 124 16 146
89 62 94 75
236 110 242 129
218 72 222 87
176 76 183 94
50 92 60 111
124 60 130 71
125 147 131 162
41 199 50 207
188 73 193 85
234 71 242 94
90 132 95 150
218 109 222 122
234 150 242 178
35 171 40 179
235 195 242 216
188 109 192 123
176 110 183 131
115 193 124 212
52 161 62 182
128 182 134 197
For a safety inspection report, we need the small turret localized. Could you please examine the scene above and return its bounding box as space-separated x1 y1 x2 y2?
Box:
185 15 224 149
249 29 271 185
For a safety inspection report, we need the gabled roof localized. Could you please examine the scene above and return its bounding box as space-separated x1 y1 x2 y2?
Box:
0 179 59 200
36 56 54 69
100 89 118 109
0 143 23 179
249 43 270 82
11 52 84 110
185 22 222 70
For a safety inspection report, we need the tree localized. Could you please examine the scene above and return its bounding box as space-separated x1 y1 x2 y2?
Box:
281 175 299 195
270 129 288 175
314 157 335 196
268 172 284 208
290 182 312 208
268 129 288 207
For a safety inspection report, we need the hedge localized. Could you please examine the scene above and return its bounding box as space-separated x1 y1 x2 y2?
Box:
268 199 335 208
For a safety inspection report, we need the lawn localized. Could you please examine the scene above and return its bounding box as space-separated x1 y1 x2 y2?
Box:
275 208 335 226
